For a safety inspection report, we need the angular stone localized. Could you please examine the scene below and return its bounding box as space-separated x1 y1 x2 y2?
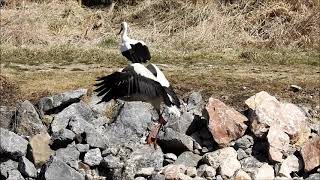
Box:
279 154 303 178
0 159 18 178
252 163 275 180
174 151 201 167
220 156 241 178
44 157 85 180
55 144 80 169
186 167 197 178
29 132 53 167
267 126 290 162
0 106 14 129
84 148 102 166
161 164 187 180
101 155 124 169
7 169 24 180
234 169 251 180
88 92 115 116
51 101 94 133
76 144 90 153
246 91 308 139
167 111 195 135
38 88 87 115
50 129 75 148
158 128 193 154
18 157 37 178
206 98 248 146
300 136 320 172
85 128 108 149
187 91 204 116
14 100 47 136
197 164 216 178
240 156 263 174
177 173 193 180
136 167 154 177
164 153 177 162
234 135 254 150
0 128 28 159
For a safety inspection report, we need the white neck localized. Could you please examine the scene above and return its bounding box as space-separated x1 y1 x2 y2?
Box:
121 26 130 42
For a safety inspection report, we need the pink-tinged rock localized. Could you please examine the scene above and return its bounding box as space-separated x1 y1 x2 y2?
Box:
245 91 308 140
234 169 251 180
279 155 303 178
267 126 290 162
300 136 320 172
206 98 248 146
161 164 187 179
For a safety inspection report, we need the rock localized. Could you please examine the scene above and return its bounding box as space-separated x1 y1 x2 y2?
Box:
55 144 80 169
135 177 147 180
88 92 115 117
237 149 249 160
197 164 216 178
177 173 193 180
101 155 123 169
135 167 154 177
164 153 178 161
167 111 196 135
0 159 18 178
51 101 94 133
44 157 85 180
158 128 194 155
76 144 90 153
245 91 308 139
150 173 166 180
0 106 14 129
306 173 320 180
14 100 47 136
85 127 108 149
0 128 28 159
234 135 254 150
267 126 290 162
240 156 263 174
18 157 37 178
38 88 87 115
206 98 248 146
7 169 24 180
84 148 102 166
161 164 187 180
278 154 303 178
101 147 119 157
29 132 53 167
187 91 204 116
300 136 320 172
186 167 197 178
220 157 241 178
252 163 275 180
124 144 163 179
290 85 302 92
174 151 201 167
234 169 251 180
50 129 75 148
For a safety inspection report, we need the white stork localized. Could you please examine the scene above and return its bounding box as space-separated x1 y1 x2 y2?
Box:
94 63 181 145
118 22 151 63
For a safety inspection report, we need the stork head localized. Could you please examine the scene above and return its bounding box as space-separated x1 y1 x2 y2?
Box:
118 22 128 35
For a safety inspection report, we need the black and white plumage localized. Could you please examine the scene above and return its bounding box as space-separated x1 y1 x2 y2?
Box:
118 22 151 63
94 63 180 116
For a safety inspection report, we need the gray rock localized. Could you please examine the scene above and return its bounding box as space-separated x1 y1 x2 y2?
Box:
164 153 177 161
306 173 320 180
7 169 24 180
50 129 75 148
186 167 197 178
240 156 263 174
101 155 124 169
197 164 216 178
166 111 195 135
51 101 94 133
44 157 85 180
124 144 163 179
0 159 18 178
38 88 87 115
91 116 109 127
0 106 14 129
174 151 201 167
135 167 154 177
76 144 90 153
0 128 28 159
18 157 37 178
14 100 47 136
150 173 165 180
55 144 80 169
101 147 119 157
187 91 204 116
84 148 102 166
85 128 108 149
88 92 115 117
237 148 249 160
135 177 147 180
158 128 194 155
234 135 254 150
216 175 223 180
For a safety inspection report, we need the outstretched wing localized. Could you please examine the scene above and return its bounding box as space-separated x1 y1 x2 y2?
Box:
94 71 171 105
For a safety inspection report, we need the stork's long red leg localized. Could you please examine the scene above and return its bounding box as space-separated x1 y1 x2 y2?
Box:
147 115 167 145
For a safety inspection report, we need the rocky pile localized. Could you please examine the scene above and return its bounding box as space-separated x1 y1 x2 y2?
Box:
0 89 319 180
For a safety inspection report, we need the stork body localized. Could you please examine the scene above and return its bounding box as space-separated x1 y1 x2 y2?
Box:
119 22 151 63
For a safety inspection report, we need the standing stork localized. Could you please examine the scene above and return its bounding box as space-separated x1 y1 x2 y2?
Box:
118 22 151 63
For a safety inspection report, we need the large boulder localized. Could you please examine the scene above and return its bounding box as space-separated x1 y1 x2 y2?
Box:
206 98 248 146
29 132 53 167
267 126 290 162
38 88 87 115
0 128 28 159
300 136 320 172
14 100 47 136
51 101 94 133
245 91 308 141
44 157 85 180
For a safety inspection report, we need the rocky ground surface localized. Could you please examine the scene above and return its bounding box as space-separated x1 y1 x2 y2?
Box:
0 89 319 180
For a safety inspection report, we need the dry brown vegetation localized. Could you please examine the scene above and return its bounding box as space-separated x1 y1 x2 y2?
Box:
0 0 319 113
